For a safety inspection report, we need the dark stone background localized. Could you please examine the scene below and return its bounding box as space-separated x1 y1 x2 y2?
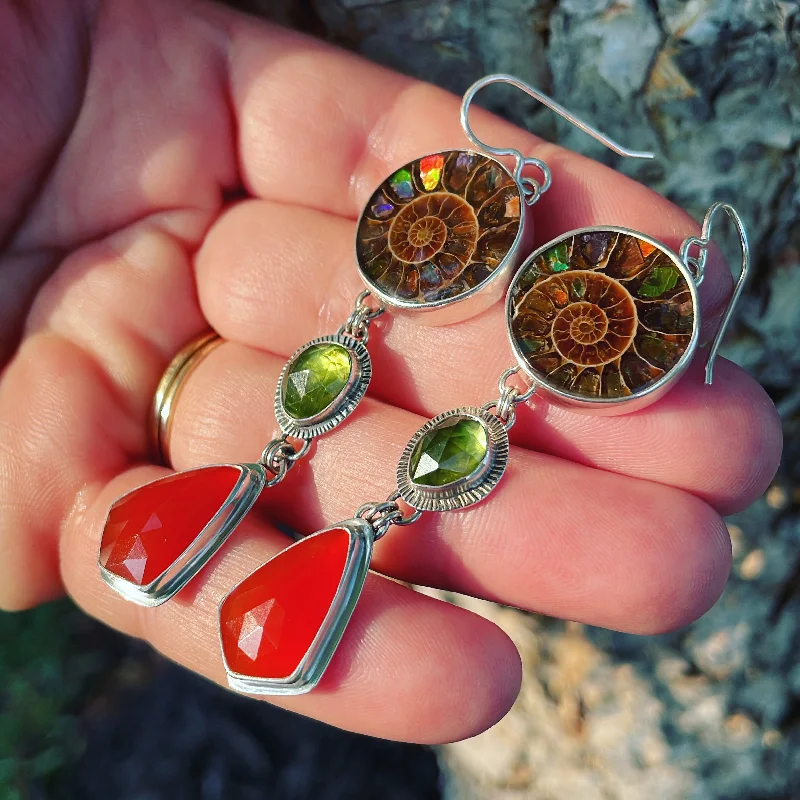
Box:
1 1 798 798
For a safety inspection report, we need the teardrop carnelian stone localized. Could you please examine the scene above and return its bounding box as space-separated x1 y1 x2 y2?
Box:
99 466 242 587
220 528 351 680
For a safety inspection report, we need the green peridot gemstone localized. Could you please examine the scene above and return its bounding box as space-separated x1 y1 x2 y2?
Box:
283 342 352 420
410 417 489 487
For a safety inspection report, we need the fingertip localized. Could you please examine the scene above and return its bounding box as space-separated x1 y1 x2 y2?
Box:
313 579 522 743
441 605 523 743
625 494 732 635
690 357 783 515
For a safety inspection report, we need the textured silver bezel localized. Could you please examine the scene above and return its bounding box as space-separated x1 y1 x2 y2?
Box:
506 225 701 416
355 149 526 326
99 463 266 607
274 334 371 438
220 519 373 696
396 407 509 512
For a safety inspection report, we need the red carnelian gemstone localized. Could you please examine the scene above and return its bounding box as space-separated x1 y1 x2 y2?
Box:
220 527 351 680
99 466 242 586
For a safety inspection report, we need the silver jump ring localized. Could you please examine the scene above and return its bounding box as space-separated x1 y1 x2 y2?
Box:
354 290 385 321
497 367 535 403
282 435 312 462
481 400 517 431
259 440 287 473
496 387 519 421
384 492 423 527
259 434 310 485
355 502 398 539
356 493 422 540
263 458 288 488
339 291 386 343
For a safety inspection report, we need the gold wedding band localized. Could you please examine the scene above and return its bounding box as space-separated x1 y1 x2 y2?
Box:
151 331 223 467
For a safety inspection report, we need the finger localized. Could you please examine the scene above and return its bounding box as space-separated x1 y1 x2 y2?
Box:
0 218 208 610
224 15 732 309
196 201 779 513
514 355 782 516
225 19 673 229
61 465 522 744
225 13 739 327
168 341 732 634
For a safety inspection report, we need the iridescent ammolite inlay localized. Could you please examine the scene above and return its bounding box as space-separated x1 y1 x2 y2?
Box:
356 150 522 305
509 231 694 399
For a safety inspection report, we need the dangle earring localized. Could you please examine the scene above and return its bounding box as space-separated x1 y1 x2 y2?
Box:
97 291 382 607
218 203 748 696
217 76 661 696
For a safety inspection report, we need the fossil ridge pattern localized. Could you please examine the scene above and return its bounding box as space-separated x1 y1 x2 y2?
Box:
510 231 694 399
357 151 522 304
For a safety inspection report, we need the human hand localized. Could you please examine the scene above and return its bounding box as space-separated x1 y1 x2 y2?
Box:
0 0 782 743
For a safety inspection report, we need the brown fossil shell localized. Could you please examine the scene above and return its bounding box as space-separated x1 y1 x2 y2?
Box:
509 230 695 399
356 151 522 305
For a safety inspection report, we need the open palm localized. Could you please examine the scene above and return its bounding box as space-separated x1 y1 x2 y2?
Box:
0 0 782 743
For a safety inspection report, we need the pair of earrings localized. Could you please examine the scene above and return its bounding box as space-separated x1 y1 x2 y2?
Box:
98 75 748 696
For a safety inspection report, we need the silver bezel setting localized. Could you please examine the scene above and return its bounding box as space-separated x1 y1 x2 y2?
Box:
396 407 509 512
99 463 266 607
220 519 374 696
506 226 701 416
355 149 527 326
274 334 371 438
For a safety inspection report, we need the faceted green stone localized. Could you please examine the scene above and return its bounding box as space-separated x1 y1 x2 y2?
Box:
283 343 352 420
410 417 489 487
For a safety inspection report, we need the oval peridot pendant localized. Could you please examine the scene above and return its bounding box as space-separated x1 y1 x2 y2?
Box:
275 334 372 439
283 342 352 420
397 407 509 512
409 417 488 487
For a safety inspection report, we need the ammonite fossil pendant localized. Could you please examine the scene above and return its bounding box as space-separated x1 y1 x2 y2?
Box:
356 150 525 325
507 227 700 414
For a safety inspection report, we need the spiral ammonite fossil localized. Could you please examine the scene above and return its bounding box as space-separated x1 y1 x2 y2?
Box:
356 151 522 305
509 230 695 399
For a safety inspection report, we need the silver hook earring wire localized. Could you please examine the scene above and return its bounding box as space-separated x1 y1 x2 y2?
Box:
679 202 750 386
460 73 654 205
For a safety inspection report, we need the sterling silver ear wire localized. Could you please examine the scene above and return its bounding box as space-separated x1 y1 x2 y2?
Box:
681 202 750 385
460 73 655 205
354 74 654 325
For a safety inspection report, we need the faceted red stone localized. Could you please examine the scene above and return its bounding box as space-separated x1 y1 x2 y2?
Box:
220 527 351 680
99 466 242 586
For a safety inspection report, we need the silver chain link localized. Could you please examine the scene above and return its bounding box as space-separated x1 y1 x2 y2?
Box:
519 171 544 206
481 367 535 430
338 290 385 344
679 232 712 287
355 491 422 541
259 434 312 487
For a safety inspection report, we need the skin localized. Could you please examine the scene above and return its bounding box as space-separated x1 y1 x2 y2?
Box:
0 0 782 743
